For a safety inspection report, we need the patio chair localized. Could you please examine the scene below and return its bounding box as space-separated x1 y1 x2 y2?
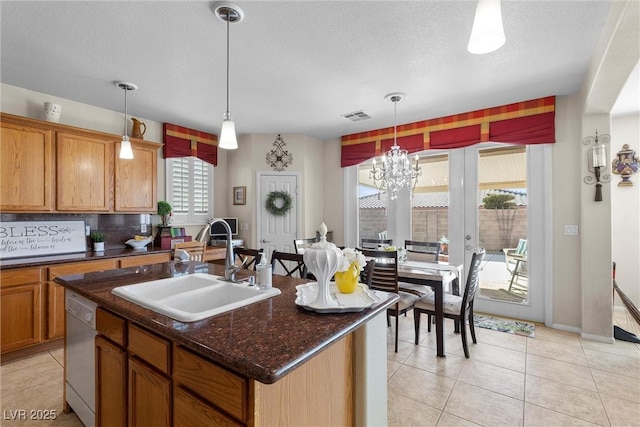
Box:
504 238 527 292
360 248 419 353
413 248 485 358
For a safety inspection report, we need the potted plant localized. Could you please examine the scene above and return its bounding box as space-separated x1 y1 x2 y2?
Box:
157 201 172 226
439 236 449 255
90 231 106 252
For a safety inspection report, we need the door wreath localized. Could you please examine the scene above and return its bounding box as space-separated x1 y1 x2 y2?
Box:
265 191 293 216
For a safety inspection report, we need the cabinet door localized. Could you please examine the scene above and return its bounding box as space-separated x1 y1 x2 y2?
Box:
56 132 113 211
1 284 42 352
46 282 65 340
0 122 54 211
96 336 127 427
115 141 158 212
174 387 243 427
129 357 171 427
119 253 171 268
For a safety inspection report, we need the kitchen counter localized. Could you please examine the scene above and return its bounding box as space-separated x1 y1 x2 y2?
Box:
55 261 398 384
0 246 173 270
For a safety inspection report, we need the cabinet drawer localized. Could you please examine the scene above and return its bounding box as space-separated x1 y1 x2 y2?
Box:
128 324 170 374
119 253 171 268
1 267 42 287
49 259 117 280
174 346 248 423
97 308 126 347
174 386 243 427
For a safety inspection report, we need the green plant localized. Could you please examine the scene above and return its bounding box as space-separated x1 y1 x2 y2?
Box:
482 193 515 209
439 236 449 244
157 201 172 216
90 231 106 242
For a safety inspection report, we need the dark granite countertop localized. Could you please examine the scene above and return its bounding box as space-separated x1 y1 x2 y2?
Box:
0 247 172 270
55 262 398 384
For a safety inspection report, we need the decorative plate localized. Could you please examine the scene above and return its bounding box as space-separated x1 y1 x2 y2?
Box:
295 282 383 313
125 238 152 249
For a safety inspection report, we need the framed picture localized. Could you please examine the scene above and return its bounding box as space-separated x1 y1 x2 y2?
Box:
233 186 246 205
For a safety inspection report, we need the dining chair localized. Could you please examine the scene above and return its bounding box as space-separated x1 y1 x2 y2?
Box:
361 238 393 250
413 248 485 358
404 240 441 262
270 250 308 279
293 238 316 254
360 248 419 353
233 247 264 271
173 241 207 262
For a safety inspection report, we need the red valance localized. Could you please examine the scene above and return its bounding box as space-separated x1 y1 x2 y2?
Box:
341 96 555 167
163 123 218 166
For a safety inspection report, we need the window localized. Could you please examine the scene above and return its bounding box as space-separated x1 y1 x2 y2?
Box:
165 157 213 224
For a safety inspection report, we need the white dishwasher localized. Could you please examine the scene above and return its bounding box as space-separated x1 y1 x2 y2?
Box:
65 291 97 427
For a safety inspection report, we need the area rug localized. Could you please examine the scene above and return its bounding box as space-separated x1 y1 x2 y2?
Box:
473 314 535 338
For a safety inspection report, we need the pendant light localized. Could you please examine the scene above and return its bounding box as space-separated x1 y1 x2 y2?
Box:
467 0 506 54
114 81 137 159
214 2 244 150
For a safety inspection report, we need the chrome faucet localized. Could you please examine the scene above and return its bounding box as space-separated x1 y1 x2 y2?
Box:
195 218 240 282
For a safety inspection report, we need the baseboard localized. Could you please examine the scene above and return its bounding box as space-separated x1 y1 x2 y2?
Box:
551 323 582 334
580 332 615 344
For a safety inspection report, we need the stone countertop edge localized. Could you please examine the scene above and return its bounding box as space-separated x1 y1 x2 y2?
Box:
55 262 400 384
0 247 173 269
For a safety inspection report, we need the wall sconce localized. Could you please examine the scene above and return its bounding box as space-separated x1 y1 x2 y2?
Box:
582 130 611 202
612 144 639 186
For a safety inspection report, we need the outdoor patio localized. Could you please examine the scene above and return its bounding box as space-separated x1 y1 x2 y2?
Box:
477 252 528 303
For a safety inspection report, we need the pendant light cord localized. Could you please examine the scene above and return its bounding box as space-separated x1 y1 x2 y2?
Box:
393 97 398 147
225 11 230 114
124 86 128 136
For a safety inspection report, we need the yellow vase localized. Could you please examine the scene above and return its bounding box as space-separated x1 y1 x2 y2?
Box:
335 262 359 294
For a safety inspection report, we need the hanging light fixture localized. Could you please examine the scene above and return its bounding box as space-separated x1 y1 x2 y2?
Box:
369 93 422 201
114 81 137 159
213 2 244 150
467 0 506 54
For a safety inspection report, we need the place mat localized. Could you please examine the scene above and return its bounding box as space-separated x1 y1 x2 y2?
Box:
473 314 535 338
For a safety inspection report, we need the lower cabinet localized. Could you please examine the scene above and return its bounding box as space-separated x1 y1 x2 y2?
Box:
95 335 127 427
46 282 65 340
129 357 171 427
0 267 42 353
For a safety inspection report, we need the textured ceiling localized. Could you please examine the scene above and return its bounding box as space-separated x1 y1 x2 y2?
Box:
1 0 634 142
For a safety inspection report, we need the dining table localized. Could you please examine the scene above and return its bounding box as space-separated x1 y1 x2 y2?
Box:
396 260 463 357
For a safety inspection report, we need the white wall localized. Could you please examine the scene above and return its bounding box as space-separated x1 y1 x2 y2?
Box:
611 114 640 308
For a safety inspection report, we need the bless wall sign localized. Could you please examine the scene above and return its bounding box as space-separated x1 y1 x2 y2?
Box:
0 221 87 259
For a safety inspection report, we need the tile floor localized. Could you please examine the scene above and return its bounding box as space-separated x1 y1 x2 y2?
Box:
388 309 640 426
0 309 638 427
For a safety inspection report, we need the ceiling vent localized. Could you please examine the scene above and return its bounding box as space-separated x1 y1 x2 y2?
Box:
342 110 371 122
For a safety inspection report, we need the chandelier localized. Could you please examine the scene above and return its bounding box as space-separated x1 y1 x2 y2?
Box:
370 93 421 200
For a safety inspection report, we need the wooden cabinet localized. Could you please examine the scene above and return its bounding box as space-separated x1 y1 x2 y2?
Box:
0 268 43 353
96 335 127 427
0 113 160 213
119 253 171 268
0 121 54 212
46 259 118 341
129 357 172 427
115 141 158 212
56 132 114 212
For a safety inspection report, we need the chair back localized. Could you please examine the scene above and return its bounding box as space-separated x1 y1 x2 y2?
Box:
234 247 264 271
360 248 398 293
361 238 393 250
404 240 441 262
270 250 308 278
293 238 316 254
173 241 206 262
459 249 486 316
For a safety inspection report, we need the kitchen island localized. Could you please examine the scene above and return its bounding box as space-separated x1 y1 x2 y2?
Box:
56 261 398 426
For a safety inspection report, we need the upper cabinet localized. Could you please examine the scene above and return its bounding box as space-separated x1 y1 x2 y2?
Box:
0 113 160 213
115 141 158 212
0 120 54 212
57 132 114 212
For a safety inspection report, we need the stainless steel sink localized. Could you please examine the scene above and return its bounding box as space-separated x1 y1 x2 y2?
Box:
111 273 280 322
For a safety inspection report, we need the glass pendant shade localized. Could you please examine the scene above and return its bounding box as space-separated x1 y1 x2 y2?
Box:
119 136 134 159
219 112 238 150
467 0 506 54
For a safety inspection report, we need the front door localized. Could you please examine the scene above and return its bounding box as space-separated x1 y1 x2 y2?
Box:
257 172 300 272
